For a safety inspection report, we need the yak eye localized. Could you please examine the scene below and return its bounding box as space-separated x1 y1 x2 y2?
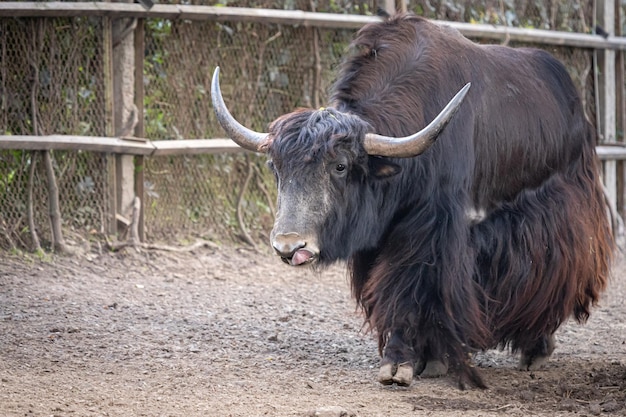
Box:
331 157 349 177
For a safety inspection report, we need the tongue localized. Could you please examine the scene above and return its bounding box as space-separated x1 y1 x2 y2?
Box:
291 249 314 266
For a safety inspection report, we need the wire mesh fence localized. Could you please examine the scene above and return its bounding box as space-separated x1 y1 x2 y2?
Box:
1 15 110 251
141 19 356 242
0 0 620 251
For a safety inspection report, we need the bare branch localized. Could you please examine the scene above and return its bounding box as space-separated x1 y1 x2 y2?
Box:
232 29 276 250
43 150 72 254
253 163 275 218
27 151 41 252
236 157 257 249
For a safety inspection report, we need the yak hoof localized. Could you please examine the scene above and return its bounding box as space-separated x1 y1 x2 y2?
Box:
420 359 448 378
378 363 395 385
393 362 415 385
518 354 550 371
518 334 556 371
378 362 414 386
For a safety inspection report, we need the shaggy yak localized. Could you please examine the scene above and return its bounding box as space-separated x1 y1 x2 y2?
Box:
210 13 614 388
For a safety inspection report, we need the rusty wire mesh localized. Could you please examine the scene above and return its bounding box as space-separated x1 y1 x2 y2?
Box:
0 16 109 251
0 0 615 251
142 20 355 242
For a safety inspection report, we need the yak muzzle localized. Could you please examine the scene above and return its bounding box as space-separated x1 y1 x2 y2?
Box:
271 232 318 266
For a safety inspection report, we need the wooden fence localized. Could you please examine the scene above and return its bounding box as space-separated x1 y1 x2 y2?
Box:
2 2 626 50
1 134 624 159
1 2 625 246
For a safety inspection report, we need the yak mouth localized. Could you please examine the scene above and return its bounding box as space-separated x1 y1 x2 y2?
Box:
281 248 318 266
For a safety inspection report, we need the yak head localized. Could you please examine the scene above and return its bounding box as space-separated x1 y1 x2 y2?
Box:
211 67 469 266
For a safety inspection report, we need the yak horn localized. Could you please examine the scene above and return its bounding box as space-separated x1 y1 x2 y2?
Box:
363 83 471 158
211 67 268 153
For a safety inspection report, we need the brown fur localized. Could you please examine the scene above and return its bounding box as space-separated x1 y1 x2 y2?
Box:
332 14 613 386
262 13 613 388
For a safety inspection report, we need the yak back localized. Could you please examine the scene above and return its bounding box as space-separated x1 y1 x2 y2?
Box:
331 13 593 211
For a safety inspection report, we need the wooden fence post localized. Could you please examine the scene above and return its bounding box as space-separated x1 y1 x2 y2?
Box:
382 0 394 15
112 0 138 236
615 3 625 218
134 18 145 241
597 0 618 215
103 15 117 236
102 0 140 238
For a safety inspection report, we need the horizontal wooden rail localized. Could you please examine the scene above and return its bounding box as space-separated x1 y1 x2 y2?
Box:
0 135 247 156
2 135 626 160
151 139 247 155
1 2 625 51
596 145 626 160
0 135 155 155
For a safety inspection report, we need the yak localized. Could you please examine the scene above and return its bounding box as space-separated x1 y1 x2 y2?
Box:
210 13 614 388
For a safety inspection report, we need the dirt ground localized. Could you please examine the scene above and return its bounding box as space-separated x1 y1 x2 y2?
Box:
1 243 625 417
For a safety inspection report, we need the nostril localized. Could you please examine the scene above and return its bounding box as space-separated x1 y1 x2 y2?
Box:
272 233 306 258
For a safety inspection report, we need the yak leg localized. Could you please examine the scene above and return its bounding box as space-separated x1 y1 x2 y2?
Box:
418 343 449 378
378 330 416 386
420 358 449 378
378 332 450 384
518 333 556 371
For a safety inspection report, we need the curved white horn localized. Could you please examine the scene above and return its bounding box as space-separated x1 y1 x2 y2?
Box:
211 67 268 153
363 83 471 158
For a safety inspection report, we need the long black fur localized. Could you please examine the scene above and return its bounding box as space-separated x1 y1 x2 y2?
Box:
262 13 613 388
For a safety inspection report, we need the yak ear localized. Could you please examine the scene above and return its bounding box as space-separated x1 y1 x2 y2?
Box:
369 156 401 179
